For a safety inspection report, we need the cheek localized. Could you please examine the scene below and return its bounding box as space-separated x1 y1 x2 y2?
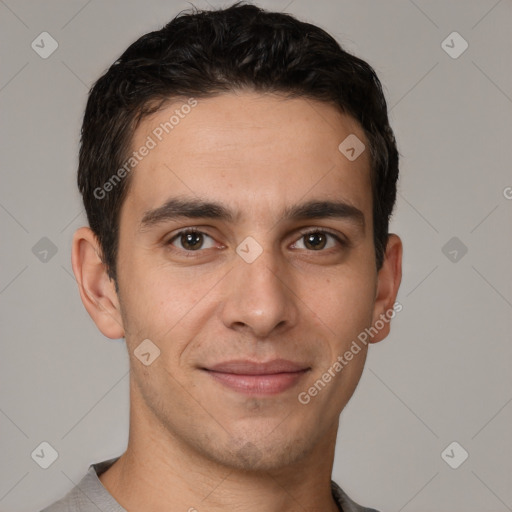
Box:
118 259 219 354
301 268 376 337
303 275 374 409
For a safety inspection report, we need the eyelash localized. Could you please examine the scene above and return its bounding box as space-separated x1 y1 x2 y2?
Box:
166 227 347 253
296 228 348 249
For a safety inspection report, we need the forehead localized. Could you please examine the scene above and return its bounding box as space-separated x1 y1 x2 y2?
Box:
122 92 372 226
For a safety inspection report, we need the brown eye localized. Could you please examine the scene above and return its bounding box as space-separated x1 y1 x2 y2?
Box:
169 230 215 251
293 230 341 251
180 232 203 250
304 232 328 250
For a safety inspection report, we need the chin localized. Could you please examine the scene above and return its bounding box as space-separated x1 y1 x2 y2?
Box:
200 429 318 473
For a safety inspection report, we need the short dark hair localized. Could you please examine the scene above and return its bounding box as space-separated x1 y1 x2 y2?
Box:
78 1 399 284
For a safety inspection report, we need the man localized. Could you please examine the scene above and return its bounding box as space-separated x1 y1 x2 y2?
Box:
42 3 402 511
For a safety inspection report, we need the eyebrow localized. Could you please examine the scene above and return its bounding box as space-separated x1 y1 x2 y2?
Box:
282 200 365 232
139 197 365 233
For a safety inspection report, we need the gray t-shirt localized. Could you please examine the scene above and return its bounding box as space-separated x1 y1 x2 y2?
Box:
40 457 379 512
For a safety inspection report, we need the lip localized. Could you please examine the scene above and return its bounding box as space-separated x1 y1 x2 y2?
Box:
202 359 310 395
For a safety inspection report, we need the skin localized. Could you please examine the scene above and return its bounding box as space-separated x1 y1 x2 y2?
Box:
72 91 402 512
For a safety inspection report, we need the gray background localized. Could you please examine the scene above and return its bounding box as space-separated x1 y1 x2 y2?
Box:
1 0 511 510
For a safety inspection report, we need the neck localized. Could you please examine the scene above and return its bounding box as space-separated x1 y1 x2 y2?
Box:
100 384 340 512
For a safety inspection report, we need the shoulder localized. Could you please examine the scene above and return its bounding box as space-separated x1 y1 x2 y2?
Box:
39 485 83 512
39 457 123 512
331 480 381 512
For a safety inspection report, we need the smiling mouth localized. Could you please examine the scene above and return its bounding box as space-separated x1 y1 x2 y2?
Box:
201 359 311 395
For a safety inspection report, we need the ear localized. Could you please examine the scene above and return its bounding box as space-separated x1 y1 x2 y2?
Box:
369 234 403 344
71 226 125 339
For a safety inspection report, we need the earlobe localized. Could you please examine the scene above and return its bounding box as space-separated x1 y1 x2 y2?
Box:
71 227 125 339
369 234 403 344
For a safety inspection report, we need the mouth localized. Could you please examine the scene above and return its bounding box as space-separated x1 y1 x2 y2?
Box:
201 359 311 395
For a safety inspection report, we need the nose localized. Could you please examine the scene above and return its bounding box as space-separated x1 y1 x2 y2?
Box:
219 248 299 339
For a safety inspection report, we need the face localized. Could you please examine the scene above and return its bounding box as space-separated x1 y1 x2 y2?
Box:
105 92 396 471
